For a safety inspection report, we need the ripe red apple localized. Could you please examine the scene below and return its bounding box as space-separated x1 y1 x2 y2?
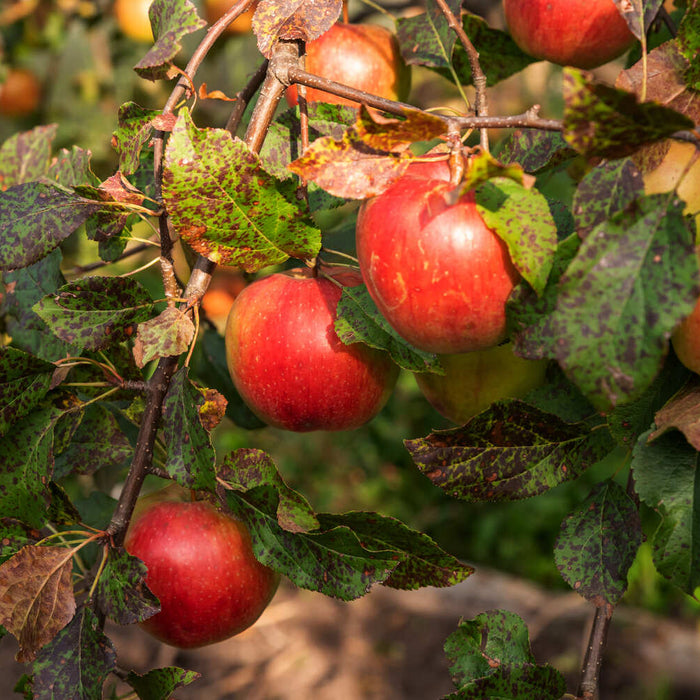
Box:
355 172 521 354
124 498 279 648
503 0 635 69
286 22 411 108
415 343 548 424
224 266 399 431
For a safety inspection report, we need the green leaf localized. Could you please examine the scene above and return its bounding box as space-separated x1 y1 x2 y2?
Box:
1 249 81 362
53 404 132 480
572 159 644 239
474 178 558 296
317 512 473 590
0 182 100 271
218 449 319 533
46 146 97 189
189 328 265 429
334 284 442 373
162 109 321 272
441 12 537 87
497 129 577 175
633 429 700 594
133 0 207 81
95 547 160 625
125 666 201 700
0 124 57 188
0 407 60 527
0 347 54 436
554 480 641 605
112 102 160 176
33 276 154 352
396 0 461 69
0 519 39 565
562 68 695 158
444 610 566 700
678 5 700 89
616 0 665 39
405 400 614 502
32 606 116 700
132 306 194 368
161 367 216 492
530 195 699 410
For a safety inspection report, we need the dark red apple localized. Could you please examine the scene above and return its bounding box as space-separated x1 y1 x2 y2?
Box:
224 266 399 431
355 174 520 354
124 499 279 648
503 0 635 69
286 22 411 108
415 343 548 424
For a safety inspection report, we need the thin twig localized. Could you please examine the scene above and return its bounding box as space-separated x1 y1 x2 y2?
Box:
433 0 489 151
225 58 270 137
577 603 614 699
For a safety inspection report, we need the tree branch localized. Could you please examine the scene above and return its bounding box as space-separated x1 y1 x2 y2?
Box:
577 603 614 700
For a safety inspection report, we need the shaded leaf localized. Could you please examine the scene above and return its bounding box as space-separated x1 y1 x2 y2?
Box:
443 610 566 700
334 284 442 373
0 182 100 271
0 124 57 189
125 666 201 700
650 376 700 451
33 276 154 352
474 178 557 296
318 511 473 590
396 0 460 69
133 306 194 368
253 0 341 58
0 519 39 566
162 109 320 271
633 429 700 594
613 0 664 39
497 129 577 175
0 347 54 436
96 547 160 625
218 448 319 533
678 5 700 89
405 400 614 502
563 68 694 158
161 367 216 492
572 159 644 239
134 0 207 81
554 480 641 605
0 545 75 662
112 102 161 176
32 606 116 699
47 482 82 526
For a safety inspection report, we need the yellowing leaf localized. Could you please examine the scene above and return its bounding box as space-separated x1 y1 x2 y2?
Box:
0 545 76 662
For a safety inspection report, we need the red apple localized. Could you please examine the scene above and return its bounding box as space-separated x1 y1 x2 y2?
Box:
415 343 548 424
286 22 411 108
224 266 399 431
355 174 521 354
0 68 41 117
503 0 635 69
204 0 258 35
124 498 279 648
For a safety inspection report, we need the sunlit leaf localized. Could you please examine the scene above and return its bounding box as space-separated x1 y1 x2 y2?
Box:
133 306 195 368
0 124 57 189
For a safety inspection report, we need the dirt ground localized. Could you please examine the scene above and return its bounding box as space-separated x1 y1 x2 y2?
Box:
2 567 700 699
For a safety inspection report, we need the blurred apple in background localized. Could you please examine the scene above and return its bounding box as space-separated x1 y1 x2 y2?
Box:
415 343 549 424
0 68 41 117
201 269 247 332
204 0 258 35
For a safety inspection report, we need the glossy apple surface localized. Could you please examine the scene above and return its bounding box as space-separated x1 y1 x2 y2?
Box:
0 68 41 117
415 343 548 424
124 499 279 648
204 0 258 35
503 0 635 69
356 175 520 354
224 266 399 431
286 22 411 108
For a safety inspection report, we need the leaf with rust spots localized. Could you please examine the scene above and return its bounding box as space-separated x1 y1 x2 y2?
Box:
554 480 641 605
396 0 460 70
253 0 341 57
134 0 207 81
33 276 154 353
0 545 76 662
572 158 644 240
613 0 662 38
46 146 97 189
162 367 216 492
526 194 699 411
288 127 412 200
650 377 700 449
112 102 160 176
162 109 320 271
462 150 529 192
125 666 201 700
498 129 577 176
217 448 319 533
633 429 700 594
444 610 566 699
353 107 446 153
563 68 694 158
0 124 57 190
133 306 195 368
194 385 227 432
475 177 557 296
405 400 614 502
